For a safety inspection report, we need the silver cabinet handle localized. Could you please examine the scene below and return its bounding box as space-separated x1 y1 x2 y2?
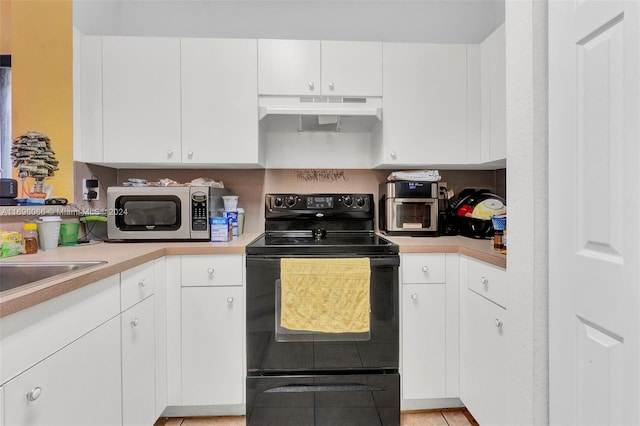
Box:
187 150 194 158
308 81 315 90
27 387 42 402
138 278 147 288
328 81 335 90
421 266 429 273
227 297 234 304
481 276 489 287
167 149 173 158
390 151 397 159
495 319 503 328
207 267 214 275
411 293 418 301
131 318 140 327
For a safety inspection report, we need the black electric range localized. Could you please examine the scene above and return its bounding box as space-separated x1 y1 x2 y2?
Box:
245 193 400 426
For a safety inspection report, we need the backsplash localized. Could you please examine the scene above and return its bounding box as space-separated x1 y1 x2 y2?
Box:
71 163 506 235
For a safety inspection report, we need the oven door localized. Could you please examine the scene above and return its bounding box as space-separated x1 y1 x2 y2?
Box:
385 198 438 234
246 255 399 374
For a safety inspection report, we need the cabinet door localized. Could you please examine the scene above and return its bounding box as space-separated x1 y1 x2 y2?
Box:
258 39 321 95
402 283 446 399
77 35 103 163
3 317 122 426
321 41 382 96
480 24 506 162
122 296 156 426
181 286 243 406
182 38 261 166
460 290 506 426
102 36 181 164
379 43 469 166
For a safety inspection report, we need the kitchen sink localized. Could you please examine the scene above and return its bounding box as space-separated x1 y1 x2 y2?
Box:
0 261 107 293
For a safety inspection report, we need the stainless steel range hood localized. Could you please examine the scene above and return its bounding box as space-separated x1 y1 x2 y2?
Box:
258 95 382 133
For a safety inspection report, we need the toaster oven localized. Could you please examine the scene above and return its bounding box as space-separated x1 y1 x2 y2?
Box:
379 181 441 236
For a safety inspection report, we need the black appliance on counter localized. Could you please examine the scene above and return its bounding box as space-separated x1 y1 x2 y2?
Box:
445 189 506 239
0 178 18 206
246 193 400 426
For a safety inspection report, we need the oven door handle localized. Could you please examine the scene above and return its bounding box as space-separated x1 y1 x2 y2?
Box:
247 256 399 268
264 383 384 394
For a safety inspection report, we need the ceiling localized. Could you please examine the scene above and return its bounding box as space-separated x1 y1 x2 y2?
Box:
74 0 505 44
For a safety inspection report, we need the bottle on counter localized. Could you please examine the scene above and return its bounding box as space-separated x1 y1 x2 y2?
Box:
22 222 38 254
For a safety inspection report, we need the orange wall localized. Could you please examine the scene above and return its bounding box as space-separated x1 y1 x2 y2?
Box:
10 0 73 200
0 0 10 53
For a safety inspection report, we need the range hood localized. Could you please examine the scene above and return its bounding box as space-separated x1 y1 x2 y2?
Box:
258 95 382 133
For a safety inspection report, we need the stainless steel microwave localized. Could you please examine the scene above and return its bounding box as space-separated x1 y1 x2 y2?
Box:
379 181 440 236
107 186 209 241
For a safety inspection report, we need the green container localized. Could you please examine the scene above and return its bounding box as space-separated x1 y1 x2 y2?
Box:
59 222 80 246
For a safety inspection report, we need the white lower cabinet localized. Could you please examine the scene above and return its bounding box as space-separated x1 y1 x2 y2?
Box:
3 316 122 425
121 296 156 426
400 253 460 408
181 286 244 406
402 283 446 399
460 256 507 425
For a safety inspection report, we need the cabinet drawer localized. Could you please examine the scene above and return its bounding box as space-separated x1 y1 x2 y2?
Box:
181 255 243 287
467 258 507 308
121 261 155 311
402 253 446 284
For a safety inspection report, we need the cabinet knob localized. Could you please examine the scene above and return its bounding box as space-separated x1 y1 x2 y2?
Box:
227 297 234 304
481 276 489 287
131 318 140 327
27 386 42 402
495 318 503 328
167 149 174 158
390 151 397 159
308 81 315 90
421 266 429 273
411 293 418 301
187 150 194 159
139 278 147 288
328 81 335 90
207 267 214 275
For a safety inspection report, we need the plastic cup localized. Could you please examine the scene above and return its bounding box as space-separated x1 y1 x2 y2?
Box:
237 208 245 236
222 196 238 211
37 216 62 250
59 222 81 246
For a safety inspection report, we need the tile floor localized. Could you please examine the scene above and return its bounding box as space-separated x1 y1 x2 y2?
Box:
155 409 477 426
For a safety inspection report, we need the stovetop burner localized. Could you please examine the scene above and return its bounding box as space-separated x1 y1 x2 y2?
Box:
246 193 398 256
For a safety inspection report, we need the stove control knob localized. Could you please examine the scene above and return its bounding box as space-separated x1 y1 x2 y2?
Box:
286 195 296 207
343 195 353 207
355 197 366 207
274 197 284 208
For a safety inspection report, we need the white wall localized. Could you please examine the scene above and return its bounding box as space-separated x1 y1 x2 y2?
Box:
505 0 549 424
74 0 504 43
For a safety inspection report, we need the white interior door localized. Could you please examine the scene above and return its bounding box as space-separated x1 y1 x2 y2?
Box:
549 1 640 425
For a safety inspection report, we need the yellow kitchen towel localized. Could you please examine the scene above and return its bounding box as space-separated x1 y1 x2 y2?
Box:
280 258 371 333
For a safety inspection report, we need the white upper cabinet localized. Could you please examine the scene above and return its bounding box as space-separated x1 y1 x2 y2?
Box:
258 39 382 97
375 43 471 167
102 36 182 164
258 39 321 96
181 38 263 166
320 41 382 96
480 23 506 163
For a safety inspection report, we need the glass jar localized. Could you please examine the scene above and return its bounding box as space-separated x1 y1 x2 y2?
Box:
23 222 38 254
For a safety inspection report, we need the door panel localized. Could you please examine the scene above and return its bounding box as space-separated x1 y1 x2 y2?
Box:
549 1 640 424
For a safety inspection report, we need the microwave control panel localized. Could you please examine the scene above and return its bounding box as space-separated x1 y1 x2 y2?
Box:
191 191 209 231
